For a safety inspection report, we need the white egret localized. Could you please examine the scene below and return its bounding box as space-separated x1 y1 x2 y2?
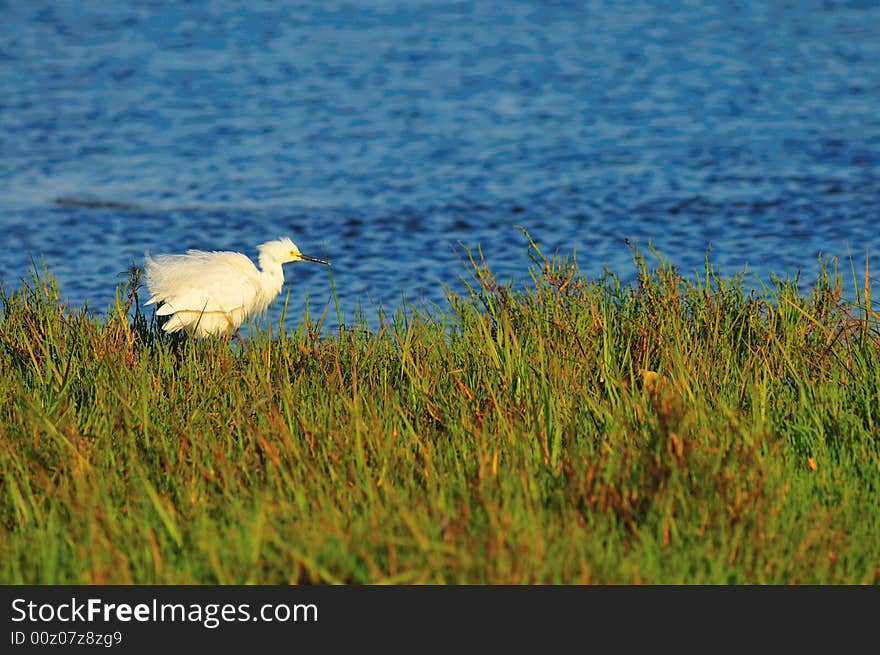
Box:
144 237 329 337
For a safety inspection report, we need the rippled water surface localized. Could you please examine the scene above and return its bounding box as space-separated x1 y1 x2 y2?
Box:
2 1 879 328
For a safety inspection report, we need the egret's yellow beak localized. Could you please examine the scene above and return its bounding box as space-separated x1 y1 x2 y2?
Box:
299 253 330 266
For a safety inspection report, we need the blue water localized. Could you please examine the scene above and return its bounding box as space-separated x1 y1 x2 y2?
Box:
2 1 879 330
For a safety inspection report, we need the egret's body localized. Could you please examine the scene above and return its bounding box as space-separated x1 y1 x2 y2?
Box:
144 237 328 337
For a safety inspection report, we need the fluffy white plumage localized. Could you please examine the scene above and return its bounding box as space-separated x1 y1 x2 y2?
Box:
144 237 328 337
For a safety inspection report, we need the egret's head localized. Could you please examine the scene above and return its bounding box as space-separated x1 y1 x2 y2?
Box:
258 237 329 266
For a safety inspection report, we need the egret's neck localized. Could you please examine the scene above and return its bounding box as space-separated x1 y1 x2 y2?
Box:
258 254 286 302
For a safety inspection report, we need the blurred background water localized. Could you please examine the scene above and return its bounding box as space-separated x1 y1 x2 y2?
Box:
1 0 878 331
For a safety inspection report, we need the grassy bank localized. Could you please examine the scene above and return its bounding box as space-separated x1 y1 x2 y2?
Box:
1 234 879 584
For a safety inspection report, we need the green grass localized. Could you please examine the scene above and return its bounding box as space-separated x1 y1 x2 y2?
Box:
1 232 879 584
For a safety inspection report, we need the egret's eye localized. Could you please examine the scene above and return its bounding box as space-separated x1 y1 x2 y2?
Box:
290 251 297 257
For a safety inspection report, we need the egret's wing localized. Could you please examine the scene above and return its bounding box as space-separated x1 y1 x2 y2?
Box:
145 251 261 314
